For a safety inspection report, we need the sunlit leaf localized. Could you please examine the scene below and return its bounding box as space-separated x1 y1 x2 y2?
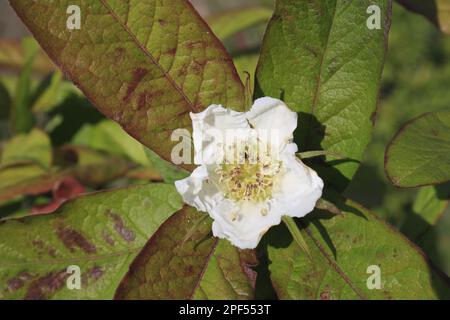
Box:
115 206 255 300
73 120 149 166
207 6 273 41
144 148 189 183
0 164 56 201
0 184 183 299
10 0 246 168
1 128 52 169
266 196 450 299
255 0 392 190
10 38 38 134
31 71 66 113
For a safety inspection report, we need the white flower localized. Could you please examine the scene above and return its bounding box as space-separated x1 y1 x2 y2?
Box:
175 97 323 249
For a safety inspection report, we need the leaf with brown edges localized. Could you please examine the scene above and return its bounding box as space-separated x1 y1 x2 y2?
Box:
114 206 255 300
10 0 246 169
0 184 183 299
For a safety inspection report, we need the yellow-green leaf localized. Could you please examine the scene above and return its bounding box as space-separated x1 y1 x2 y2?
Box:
10 0 246 168
0 184 183 299
115 206 255 300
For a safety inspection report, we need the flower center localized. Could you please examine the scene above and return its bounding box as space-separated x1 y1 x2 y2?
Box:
215 156 282 202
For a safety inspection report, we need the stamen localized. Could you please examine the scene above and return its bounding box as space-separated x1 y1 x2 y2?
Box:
215 145 282 203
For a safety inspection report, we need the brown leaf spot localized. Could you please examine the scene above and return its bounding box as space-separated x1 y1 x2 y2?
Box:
114 47 126 63
165 48 177 56
242 264 257 289
47 248 57 258
138 93 147 110
183 40 207 50
106 210 136 242
32 239 44 249
56 224 96 254
137 90 164 110
239 249 258 289
102 229 115 246
32 239 57 258
24 271 67 300
81 266 104 287
113 110 125 124
320 288 331 300
123 68 148 103
7 272 33 292
90 266 104 281
190 60 204 74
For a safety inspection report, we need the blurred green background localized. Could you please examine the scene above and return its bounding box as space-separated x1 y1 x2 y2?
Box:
0 0 449 276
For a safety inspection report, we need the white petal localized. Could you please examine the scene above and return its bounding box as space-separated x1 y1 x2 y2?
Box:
271 155 323 218
174 165 221 213
209 200 282 249
191 104 249 165
246 97 298 147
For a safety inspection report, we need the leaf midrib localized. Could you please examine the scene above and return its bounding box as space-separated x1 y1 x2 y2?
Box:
304 2 338 148
99 0 199 113
303 225 367 300
188 238 219 299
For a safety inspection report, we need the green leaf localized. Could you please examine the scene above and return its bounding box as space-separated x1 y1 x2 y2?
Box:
0 184 183 299
401 185 450 241
282 216 312 260
56 145 133 187
315 198 342 215
10 0 246 168
73 120 149 166
0 144 134 206
1 128 52 169
144 148 189 183
385 111 450 188
397 0 450 34
297 150 346 160
114 206 255 299
255 0 392 190
31 71 65 113
0 165 68 206
0 164 49 192
10 38 38 134
266 196 450 299
207 6 273 41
